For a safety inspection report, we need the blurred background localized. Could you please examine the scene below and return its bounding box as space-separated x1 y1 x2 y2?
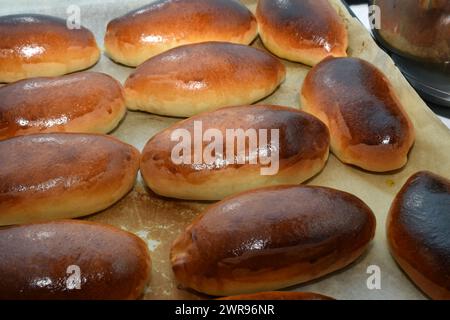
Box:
347 0 450 128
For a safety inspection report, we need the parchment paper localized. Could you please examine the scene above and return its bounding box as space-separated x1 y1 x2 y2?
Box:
2 0 449 300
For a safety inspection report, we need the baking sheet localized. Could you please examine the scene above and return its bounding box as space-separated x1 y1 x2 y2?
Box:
2 0 449 300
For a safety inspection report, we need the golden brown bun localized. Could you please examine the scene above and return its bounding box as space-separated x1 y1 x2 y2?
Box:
0 14 100 83
387 171 450 300
301 57 415 172
105 0 258 66
0 220 151 299
171 185 376 296
375 0 450 63
0 72 126 140
124 42 286 117
0 133 140 226
219 292 334 300
140 105 330 200
256 0 348 66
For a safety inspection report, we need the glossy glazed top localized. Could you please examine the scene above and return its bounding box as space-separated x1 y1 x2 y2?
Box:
0 72 124 140
388 171 450 293
106 0 256 46
0 133 139 210
125 42 285 97
0 220 151 299
171 185 375 280
256 0 347 52
302 57 413 147
0 14 98 63
141 105 330 179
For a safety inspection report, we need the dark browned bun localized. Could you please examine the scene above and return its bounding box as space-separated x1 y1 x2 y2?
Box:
140 105 330 200
171 185 376 296
0 14 100 83
256 0 348 66
375 0 450 63
0 220 151 300
0 72 126 140
105 0 258 66
387 171 450 300
0 133 140 226
301 57 415 172
219 291 335 300
124 42 286 117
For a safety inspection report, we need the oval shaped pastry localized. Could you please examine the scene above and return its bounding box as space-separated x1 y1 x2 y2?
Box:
387 171 450 300
104 0 258 66
141 105 330 200
0 72 126 140
0 14 100 83
124 42 286 117
171 185 376 296
219 292 334 300
0 133 140 226
256 0 348 66
301 57 415 172
0 220 151 300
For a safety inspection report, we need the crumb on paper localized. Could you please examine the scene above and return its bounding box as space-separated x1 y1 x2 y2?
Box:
135 230 162 251
386 179 395 187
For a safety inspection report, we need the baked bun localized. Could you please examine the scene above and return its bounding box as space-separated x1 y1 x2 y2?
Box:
0 72 126 140
387 171 450 300
301 57 415 172
0 220 151 300
171 185 376 296
124 42 286 117
0 14 100 83
141 105 330 200
0 133 140 226
219 292 334 300
256 0 348 66
105 0 257 66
